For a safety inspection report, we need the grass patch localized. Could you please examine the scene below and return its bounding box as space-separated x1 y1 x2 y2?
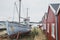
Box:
11 27 47 40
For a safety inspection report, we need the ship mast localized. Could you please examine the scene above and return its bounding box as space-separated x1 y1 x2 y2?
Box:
27 8 28 18
16 0 21 40
19 0 21 25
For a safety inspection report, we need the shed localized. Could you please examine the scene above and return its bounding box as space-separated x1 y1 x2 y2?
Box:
47 3 60 40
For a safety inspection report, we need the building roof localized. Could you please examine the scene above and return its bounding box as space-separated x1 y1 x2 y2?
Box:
45 12 48 16
43 12 48 20
50 3 60 15
51 4 60 12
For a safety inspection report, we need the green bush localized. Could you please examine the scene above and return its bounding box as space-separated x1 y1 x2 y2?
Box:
30 27 39 38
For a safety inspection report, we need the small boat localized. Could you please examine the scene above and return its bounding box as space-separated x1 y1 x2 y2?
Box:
0 21 31 40
5 0 31 36
0 0 31 39
5 21 31 36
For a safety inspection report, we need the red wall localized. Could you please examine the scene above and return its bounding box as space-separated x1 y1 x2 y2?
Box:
58 10 60 40
42 15 47 34
47 6 56 40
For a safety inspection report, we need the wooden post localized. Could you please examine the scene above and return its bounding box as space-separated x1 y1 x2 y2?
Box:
7 36 9 40
16 32 20 40
0 36 2 40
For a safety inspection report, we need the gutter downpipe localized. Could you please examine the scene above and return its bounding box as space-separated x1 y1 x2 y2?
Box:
55 15 58 40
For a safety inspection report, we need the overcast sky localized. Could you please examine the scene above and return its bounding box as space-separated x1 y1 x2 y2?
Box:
0 0 60 22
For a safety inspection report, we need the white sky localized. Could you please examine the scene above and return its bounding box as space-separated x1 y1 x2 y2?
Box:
0 0 60 22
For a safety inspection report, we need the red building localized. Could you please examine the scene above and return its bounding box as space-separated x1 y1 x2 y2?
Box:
42 16 45 31
42 13 48 34
42 3 60 40
46 4 60 40
41 16 44 30
57 5 60 40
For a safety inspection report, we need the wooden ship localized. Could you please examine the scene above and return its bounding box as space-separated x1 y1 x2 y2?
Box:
0 0 31 40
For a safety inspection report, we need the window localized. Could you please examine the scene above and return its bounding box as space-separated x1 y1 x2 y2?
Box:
45 15 47 19
0 23 5 28
51 23 55 38
47 23 49 33
43 24 46 30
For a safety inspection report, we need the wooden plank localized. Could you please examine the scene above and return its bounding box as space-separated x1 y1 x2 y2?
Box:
16 32 20 40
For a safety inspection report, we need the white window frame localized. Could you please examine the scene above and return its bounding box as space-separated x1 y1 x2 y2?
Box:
41 27 43 30
45 15 47 19
51 23 55 38
45 24 46 30
43 24 46 30
47 23 49 33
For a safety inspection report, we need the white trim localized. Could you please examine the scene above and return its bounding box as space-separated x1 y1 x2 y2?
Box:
43 24 46 30
47 23 49 33
55 16 58 40
50 4 56 15
51 34 55 38
57 5 60 15
51 23 55 38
